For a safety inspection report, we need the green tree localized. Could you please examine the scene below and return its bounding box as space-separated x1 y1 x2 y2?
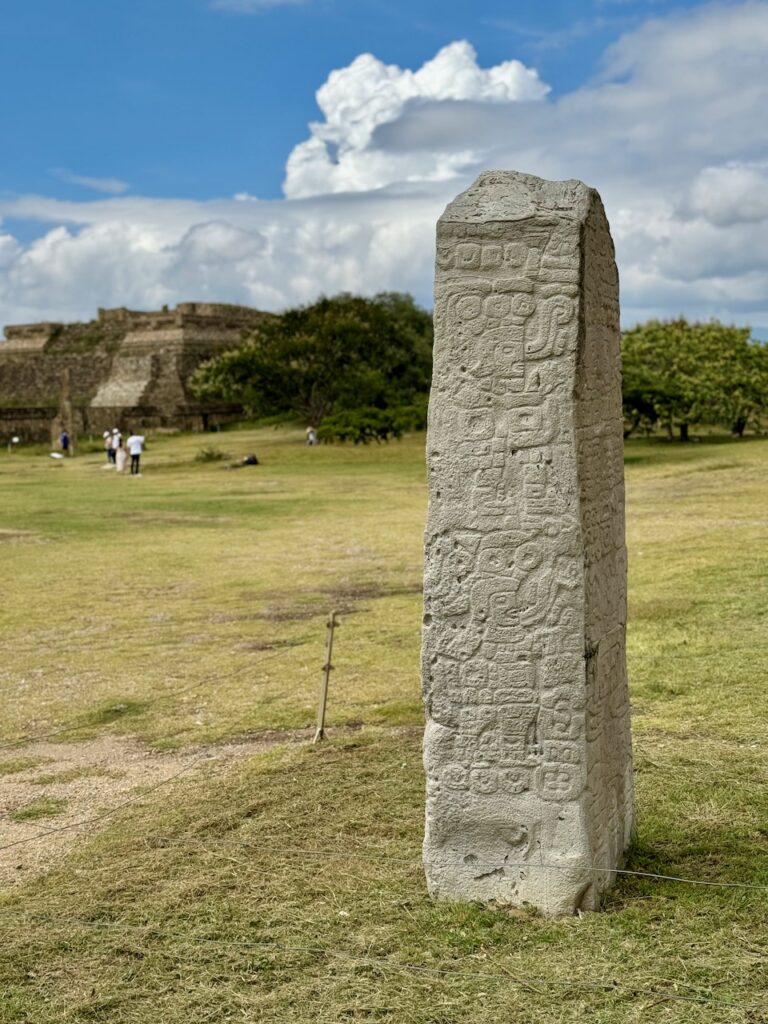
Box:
621 319 768 440
190 292 433 429
711 338 768 436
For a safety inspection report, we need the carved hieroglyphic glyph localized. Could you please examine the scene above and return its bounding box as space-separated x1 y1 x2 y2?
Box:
423 171 634 915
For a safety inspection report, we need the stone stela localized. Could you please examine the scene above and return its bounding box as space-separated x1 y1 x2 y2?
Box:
422 170 634 916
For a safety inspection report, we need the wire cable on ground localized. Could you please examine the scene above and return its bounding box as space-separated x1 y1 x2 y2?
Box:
0 698 301 850
4 823 768 894
0 645 296 752
3 743 768 892
144 841 768 893
230 844 768 892
0 753 212 853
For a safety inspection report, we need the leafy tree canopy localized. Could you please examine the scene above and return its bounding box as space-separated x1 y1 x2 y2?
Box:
190 292 433 429
621 318 768 439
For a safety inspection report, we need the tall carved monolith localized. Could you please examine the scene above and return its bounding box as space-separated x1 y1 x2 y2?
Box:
423 171 633 915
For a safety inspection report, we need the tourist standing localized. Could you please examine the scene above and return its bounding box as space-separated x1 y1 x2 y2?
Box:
60 429 70 456
126 431 145 476
103 430 113 464
115 437 127 473
111 427 122 460
306 425 318 445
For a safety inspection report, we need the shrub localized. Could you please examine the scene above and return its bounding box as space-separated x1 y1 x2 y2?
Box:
194 446 230 462
318 408 403 444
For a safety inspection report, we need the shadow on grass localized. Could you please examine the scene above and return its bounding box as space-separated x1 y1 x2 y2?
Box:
80 700 151 729
624 433 768 466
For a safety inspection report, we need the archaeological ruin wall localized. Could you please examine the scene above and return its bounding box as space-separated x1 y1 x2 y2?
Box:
0 303 272 442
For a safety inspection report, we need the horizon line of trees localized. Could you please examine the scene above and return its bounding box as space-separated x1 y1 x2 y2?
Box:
189 293 768 443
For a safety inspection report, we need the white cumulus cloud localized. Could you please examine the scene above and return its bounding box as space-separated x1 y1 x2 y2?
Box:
284 41 549 197
0 189 445 327
682 162 768 227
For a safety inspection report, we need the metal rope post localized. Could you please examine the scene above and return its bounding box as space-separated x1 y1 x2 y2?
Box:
313 611 339 743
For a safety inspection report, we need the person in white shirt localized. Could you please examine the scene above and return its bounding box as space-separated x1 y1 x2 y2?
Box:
115 437 127 473
126 432 145 476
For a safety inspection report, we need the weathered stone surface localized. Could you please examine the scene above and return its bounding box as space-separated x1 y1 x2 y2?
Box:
422 170 633 916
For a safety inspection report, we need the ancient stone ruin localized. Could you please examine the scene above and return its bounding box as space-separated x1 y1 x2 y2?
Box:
422 171 633 915
0 302 272 443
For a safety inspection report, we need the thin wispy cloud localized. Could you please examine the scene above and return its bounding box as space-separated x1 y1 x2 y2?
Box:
482 13 633 52
593 0 663 7
210 0 308 12
51 170 130 195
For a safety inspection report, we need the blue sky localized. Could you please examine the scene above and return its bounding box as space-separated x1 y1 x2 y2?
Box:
1 0 767 332
1 0 703 201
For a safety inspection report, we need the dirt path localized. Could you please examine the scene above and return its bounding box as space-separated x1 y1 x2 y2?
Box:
0 730 313 886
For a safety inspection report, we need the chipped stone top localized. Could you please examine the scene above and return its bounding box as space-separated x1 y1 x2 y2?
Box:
439 170 596 226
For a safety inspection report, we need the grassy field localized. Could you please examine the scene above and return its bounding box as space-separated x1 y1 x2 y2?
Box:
0 427 766 1022
0 429 427 747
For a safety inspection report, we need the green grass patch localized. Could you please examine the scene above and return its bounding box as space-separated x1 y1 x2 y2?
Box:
9 797 68 822
0 426 428 747
0 757 48 777
29 767 121 786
